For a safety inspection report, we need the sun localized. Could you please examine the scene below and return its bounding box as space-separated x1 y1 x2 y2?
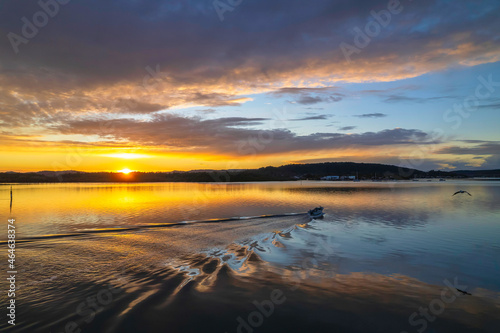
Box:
118 168 132 174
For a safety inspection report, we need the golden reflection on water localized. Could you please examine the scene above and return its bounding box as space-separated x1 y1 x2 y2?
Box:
1 182 499 333
1 181 497 239
13 227 500 333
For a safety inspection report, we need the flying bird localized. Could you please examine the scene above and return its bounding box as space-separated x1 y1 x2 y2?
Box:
456 288 472 296
453 190 472 196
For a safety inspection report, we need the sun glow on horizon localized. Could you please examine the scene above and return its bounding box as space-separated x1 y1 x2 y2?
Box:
118 168 133 174
106 153 152 159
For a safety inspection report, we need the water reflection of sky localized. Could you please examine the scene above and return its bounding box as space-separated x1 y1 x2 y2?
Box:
2 181 500 238
1 180 499 332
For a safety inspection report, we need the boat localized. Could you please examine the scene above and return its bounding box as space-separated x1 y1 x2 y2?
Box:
439 178 446 182
308 206 325 219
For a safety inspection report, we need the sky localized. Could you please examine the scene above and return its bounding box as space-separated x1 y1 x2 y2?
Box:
0 0 499 172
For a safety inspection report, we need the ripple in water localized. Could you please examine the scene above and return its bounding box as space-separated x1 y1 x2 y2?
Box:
1 182 500 332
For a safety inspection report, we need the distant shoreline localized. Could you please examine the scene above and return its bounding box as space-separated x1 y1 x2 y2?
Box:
2 179 500 186
1 162 499 184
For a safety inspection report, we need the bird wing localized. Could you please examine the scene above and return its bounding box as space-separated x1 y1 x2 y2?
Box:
452 191 459 196
466 191 472 196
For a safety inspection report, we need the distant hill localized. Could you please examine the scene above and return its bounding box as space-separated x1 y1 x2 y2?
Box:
452 169 500 178
36 170 82 177
1 162 497 183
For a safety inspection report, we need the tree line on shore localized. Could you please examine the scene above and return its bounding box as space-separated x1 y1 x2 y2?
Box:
1 162 498 183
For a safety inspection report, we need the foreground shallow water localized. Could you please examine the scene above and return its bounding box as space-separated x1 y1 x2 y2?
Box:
1 181 499 332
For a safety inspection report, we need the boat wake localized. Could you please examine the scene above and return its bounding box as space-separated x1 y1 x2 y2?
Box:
0 212 307 245
3 213 500 333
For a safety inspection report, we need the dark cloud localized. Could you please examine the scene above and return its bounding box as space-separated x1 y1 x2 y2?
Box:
297 95 342 105
295 96 324 105
358 85 420 95
271 87 344 105
354 113 387 118
289 115 332 121
1 0 498 98
435 141 500 169
114 99 169 114
339 126 356 131
271 87 340 95
0 0 498 168
383 95 456 104
196 108 217 114
436 142 500 155
53 114 437 155
189 93 250 107
477 101 500 109
459 140 495 144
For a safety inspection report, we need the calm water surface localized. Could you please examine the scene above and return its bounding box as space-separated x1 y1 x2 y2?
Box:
1 181 499 332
